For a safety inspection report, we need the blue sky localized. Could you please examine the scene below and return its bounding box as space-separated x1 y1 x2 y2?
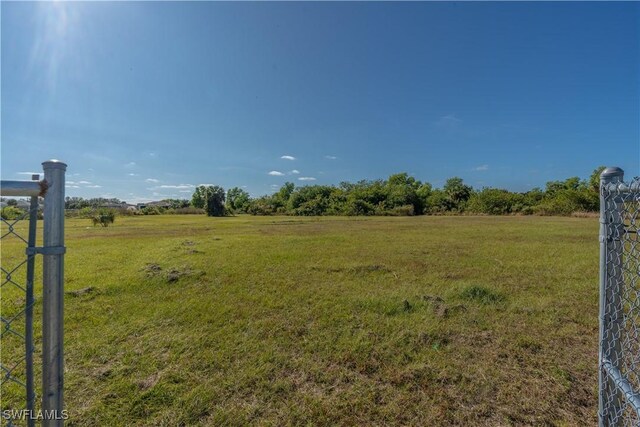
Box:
2 2 638 202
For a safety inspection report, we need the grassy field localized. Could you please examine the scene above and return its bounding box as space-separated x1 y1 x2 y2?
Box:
1 215 599 426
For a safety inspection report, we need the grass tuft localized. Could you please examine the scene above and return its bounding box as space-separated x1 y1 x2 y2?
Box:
460 285 505 305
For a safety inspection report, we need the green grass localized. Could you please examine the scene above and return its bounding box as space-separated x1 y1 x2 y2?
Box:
1 215 599 425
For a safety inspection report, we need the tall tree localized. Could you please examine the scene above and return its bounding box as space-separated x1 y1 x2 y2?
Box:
191 186 207 209
226 187 250 213
205 186 226 217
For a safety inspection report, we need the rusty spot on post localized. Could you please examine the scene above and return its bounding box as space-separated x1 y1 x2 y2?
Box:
39 180 50 197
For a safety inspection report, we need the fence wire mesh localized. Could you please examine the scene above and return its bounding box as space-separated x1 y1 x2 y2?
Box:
1 198 40 427
600 175 640 426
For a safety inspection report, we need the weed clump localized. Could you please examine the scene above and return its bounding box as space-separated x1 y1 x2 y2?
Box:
460 285 505 304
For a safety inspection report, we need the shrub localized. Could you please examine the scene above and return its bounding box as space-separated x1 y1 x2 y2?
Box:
91 209 116 227
169 207 205 215
467 189 519 215
141 206 163 215
460 285 505 304
381 205 415 216
1 206 26 220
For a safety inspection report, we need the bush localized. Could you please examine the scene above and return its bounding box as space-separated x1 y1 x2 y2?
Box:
141 206 163 215
247 197 276 215
467 189 519 215
91 209 116 227
1 206 26 220
461 285 505 304
343 198 375 216
168 207 205 215
390 205 415 216
116 208 136 216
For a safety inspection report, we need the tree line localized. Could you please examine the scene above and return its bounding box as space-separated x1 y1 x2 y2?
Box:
190 166 606 217
3 166 602 221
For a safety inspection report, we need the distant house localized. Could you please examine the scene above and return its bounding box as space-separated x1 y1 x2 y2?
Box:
99 202 129 209
136 201 171 210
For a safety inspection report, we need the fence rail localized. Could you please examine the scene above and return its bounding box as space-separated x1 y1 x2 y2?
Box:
1 160 67 426
599 166 640 427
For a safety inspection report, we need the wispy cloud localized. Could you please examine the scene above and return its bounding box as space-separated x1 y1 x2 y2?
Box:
289 170 300 175
145 178 160 183
128 173 139 176
280 155 296 161
17 171 40 176
85 185 102 188
155 184 194 190
77 180 92 185
473 164 489 171
298 177 316 181
268 171 285 176
324 155 337 160
434 114 462 128
124 162 136 168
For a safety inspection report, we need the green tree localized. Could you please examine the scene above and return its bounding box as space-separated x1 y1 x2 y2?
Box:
205 186 226 217
191 186 207 209
226 187 251 213
443 177 472 211
589 166 607 192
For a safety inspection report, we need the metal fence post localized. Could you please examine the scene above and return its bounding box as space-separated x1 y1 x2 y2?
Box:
24 174 40 427
599 166 625 426
41 160 66 426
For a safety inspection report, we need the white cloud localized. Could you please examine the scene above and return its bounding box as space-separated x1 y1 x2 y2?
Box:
17 171 40 176
197 183 215 187
324 155 337 160
268 171 285 176
298 177 316 181
434 114 462 128
280 155 296 161
289 170 300 175
65 185 80 188
77 180 92 185
149 152 157 157
124 162 136 168
128 173 139 176
66 181 76 185
179 190 192 193
145 178 160 183
85 185 102 188
473 164 489 171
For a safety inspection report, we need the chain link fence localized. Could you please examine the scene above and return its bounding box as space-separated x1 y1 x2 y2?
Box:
599 167 640 427
1 161 67 426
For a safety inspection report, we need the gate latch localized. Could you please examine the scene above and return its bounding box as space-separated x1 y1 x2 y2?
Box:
26 246 66 256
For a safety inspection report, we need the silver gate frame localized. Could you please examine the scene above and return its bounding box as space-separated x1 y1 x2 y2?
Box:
1 159 67 426
599 166 640 426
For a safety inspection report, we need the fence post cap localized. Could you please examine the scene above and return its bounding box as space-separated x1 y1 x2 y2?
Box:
42 160 67 170
601 167 624 179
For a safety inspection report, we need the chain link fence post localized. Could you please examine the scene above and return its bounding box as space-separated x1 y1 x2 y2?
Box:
599 166 625 426
599 167 640 426
24 174 40 427
41 160 66 426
